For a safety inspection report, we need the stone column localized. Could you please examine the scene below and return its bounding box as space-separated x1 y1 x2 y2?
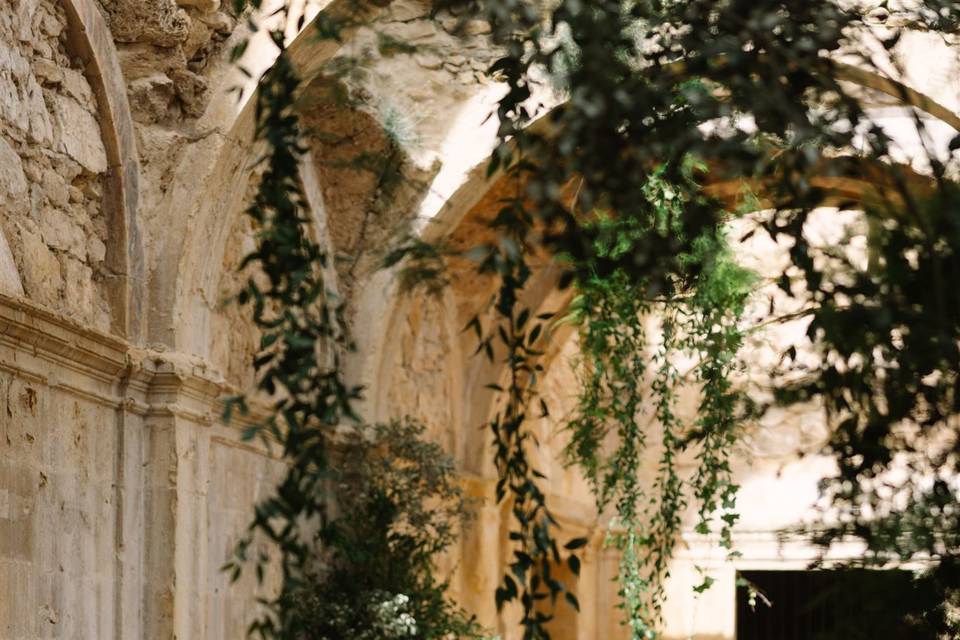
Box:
125 352 224 639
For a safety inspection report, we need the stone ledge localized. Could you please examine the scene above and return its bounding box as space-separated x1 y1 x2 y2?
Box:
0 291 128 384
0 293 244 427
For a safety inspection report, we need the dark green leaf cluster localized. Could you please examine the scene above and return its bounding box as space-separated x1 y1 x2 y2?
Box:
227 0 960 636
285 420 485 640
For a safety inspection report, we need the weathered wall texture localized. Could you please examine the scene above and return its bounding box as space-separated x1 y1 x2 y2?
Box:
0 0 110 330
0 366 118 638
0 1 958 639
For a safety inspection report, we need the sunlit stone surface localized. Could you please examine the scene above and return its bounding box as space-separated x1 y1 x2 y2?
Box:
0 1 955 637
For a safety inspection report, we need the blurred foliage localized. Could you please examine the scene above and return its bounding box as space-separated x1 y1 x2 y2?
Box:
286 420 485 640
448 0 960 636
224 0 960 638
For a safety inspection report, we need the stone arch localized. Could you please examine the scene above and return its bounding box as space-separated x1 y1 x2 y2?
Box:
165 0 506 365
366 57 957 471
155 0 385 358
61 0 143 338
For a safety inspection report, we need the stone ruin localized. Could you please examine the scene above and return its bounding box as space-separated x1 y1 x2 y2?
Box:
0 1 958 637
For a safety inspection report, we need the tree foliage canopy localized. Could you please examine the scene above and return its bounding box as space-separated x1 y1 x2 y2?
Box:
225 0 960 637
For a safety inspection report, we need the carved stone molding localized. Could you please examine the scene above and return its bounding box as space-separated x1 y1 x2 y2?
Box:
0 293 234 427
0 292 128 405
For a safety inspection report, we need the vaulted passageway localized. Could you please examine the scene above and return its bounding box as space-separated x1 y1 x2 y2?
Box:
1 1 959 638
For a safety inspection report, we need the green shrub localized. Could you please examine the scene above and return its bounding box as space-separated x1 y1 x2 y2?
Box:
287 420 486 640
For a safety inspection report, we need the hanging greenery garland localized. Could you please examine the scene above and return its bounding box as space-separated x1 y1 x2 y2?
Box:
222 0 960 638
562 162 754 636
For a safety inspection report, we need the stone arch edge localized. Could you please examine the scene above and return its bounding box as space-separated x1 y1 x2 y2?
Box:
61 0 143 341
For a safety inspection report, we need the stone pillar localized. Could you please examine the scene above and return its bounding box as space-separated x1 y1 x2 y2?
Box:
459 475 503 629
124 352 225 638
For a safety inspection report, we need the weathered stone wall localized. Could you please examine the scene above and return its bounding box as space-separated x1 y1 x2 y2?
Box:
0 0 110 330
0 292 288 639
209 197 261 392
0 3 280 635
0 367 119 637
379 290 464 453
99 0 231 122
0 297 130 638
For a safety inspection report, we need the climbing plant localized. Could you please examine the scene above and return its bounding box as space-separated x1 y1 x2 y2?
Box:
223 0 960 638
218 1 362 636
219 1 479 638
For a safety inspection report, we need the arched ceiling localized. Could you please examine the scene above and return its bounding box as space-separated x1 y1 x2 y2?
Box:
365 54 960 475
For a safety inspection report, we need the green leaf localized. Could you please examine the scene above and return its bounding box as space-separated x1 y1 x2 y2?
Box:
693 575 716 594
564 537 588 551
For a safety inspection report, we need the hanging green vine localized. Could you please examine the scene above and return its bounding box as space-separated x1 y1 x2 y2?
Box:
464 176 589 639
223 0 960 638
218 2 362 636
563 164 754 637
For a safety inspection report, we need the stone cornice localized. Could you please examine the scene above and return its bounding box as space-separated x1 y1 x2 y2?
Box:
126 348 226 418
0 294 251 428
0 292 128 386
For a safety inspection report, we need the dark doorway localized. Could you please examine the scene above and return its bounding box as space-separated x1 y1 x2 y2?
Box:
736 569 925 639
